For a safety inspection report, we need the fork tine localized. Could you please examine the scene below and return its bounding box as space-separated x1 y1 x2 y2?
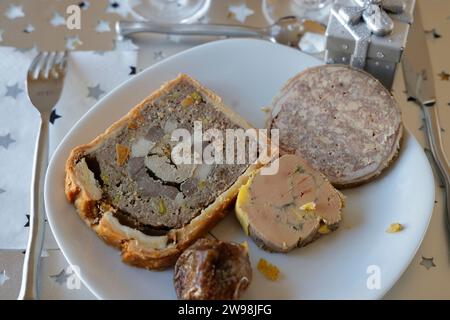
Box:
51 52 68 79
54 51 64 65
32 52 49 80
58 51 68 73
43 52 57 79
28 52 44 79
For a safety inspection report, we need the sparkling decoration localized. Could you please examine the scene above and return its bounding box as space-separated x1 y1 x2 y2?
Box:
376 51 385 59
325 0 413 88
333 0 405 69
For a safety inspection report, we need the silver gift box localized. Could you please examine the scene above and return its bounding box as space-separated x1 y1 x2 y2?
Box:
325 0 416 89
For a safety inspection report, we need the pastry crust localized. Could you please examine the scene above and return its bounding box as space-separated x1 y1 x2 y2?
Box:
65 74 266 270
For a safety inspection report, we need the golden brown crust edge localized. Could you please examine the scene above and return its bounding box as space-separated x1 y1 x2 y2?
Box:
65 74 264 270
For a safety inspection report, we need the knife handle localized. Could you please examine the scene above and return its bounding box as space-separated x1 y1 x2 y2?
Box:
116 21 263 38
422 103 450 229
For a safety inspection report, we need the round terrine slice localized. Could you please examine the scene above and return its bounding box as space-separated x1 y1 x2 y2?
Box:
269 65 403 188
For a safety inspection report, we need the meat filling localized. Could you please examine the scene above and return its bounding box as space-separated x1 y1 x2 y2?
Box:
80 79 249 230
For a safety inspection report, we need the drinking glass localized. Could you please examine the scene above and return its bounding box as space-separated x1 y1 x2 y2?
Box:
294 0 331 10
132 0 211 23
262 0 333 25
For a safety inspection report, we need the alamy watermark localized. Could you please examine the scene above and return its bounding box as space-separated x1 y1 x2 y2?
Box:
66 5 81 30
366 265 381 290
54 264 81 290
170 121 280 175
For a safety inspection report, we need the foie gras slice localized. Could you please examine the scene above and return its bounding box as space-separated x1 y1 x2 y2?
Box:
236 154 344 253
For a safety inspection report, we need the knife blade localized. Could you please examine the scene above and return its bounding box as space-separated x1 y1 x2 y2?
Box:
402 2 435 106
402 2 450 231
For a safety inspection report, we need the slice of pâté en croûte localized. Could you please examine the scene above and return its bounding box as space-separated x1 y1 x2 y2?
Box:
65 74 268 270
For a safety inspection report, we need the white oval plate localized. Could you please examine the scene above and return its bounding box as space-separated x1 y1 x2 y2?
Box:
45 39 435 299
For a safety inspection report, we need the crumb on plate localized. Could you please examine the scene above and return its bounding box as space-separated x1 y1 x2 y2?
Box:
257 258 280 281
386 223 403 233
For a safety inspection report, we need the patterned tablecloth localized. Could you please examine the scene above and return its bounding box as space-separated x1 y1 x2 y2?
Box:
0 0 450 299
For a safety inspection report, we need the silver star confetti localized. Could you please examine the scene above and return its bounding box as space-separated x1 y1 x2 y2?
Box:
420 256 436 270
50 11 65 26
107 0 142 19
50 268 69 285
96 20 111 33
5 83 23 99
87 84 105 100
65 35 83 50
15 46 37 54
0 270 10 286
153 51 164 61
23 24 34 33
228 3 254 23
0 133 15 149
5 4 25 20
114 38 138 51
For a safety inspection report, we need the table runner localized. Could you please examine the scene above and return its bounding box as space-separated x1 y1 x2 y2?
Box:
0 45 138 249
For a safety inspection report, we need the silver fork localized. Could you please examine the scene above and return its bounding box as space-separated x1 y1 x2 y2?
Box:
18 52 67 300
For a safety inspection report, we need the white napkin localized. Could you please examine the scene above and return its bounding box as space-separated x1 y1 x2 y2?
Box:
0 45 138 249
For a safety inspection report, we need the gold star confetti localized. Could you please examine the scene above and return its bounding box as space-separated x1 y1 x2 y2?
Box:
438 71 450 81
420 256 436 270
